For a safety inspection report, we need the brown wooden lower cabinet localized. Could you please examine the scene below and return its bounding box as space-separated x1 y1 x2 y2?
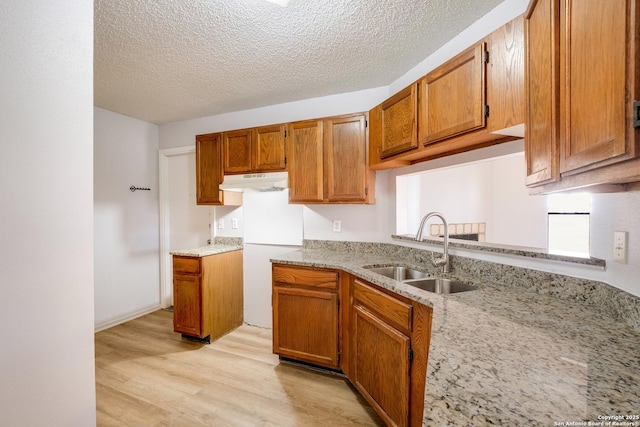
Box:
173 250 243 342
353 304 411 426
271 263 433 427
272 264 340 369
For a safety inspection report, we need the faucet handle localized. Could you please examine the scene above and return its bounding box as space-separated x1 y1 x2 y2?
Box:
433 256 447 267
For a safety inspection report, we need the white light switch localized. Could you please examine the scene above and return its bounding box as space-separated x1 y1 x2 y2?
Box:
333 220 341 232
218 218 224 229
232 218 238 229
613 231 627 264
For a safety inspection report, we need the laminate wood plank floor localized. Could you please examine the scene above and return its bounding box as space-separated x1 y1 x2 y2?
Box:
95 310 384 427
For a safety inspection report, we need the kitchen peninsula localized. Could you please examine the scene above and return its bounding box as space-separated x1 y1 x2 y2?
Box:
170 238 244 343
271 240 640 426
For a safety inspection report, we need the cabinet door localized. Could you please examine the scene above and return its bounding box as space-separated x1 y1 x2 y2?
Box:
223 129 253 174
253 125 286 172
324 114 370 203
287 120 324 203
173 273 203 337
488 16 525 133
422 42 487 144
353 305 410 427
196 133 224 205
272 286 339 369
524 0 560 186
559 0 632 174
381 84 418 158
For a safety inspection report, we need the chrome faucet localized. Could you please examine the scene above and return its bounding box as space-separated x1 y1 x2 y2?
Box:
415 212 450 273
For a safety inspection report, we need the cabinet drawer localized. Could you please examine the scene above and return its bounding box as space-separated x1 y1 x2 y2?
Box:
353 279 412 334
273 265 338 290
173 256 201 275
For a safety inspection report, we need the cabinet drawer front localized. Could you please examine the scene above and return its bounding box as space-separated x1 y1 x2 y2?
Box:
353 279 412 333
173 256 201 275
273 265 338 290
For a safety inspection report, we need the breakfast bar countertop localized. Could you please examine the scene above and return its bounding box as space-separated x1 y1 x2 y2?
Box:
170 237 244 258
169 244 243 258
271 246 640 426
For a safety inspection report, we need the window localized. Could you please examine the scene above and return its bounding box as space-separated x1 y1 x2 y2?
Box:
547 193 590 257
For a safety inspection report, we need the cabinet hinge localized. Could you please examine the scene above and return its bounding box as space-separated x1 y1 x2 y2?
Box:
365 119 368 128
284 156 287 165
284 130 287 137
337 298 340 309
484 50 490 63
365 187 368 196
408 347 414 364
634 100 640 128
338 352 341 362
484 105 490 117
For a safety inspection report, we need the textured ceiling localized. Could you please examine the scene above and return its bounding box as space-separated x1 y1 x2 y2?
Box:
94 0 505 124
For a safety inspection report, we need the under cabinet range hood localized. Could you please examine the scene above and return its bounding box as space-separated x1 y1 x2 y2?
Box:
219 171 288 192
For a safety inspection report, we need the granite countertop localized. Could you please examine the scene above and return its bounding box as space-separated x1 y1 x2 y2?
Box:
271 247 640 426
170 238 243 258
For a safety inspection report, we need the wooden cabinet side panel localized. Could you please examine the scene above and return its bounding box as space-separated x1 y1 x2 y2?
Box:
196 133 224 205
424 43 487 144
223 129 253 174
272 286 340 369
409 303 432 427
560 0 630 173
340 272 351 377
254 125 286 172
524 0 560 186
287 120 325 203
381 85 418 158
324 114 369 202
202 250 244 341
368 103 383 165
353 305 410 427
488 16 525 132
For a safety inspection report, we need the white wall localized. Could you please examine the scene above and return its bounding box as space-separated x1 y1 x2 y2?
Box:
590 192 640 296
94 107 161 330
159 87 389 150
397 152 547 248
0 1 96 426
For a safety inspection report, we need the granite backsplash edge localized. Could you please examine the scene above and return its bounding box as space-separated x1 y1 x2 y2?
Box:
302 239 640 332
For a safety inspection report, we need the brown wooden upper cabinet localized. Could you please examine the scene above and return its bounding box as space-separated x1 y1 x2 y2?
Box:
196 133 243 206
525 0 640 191
420 42 488 145
368 17 525 170
380 84 418 158
196 133 224 205
223 125 286 174
288 113 374 204
287 119 324 203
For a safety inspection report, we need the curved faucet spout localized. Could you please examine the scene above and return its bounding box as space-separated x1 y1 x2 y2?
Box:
415 212 450 273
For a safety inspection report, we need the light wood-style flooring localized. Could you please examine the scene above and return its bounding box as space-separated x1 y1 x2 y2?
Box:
95 310 384 426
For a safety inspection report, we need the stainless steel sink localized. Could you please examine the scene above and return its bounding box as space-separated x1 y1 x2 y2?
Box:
404 277 476 294
364 265 430 281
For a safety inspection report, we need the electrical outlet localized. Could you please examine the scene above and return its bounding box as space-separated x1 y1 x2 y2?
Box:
218 218 224 229
232 218 238 229
333 220 341 232
613 231 627 264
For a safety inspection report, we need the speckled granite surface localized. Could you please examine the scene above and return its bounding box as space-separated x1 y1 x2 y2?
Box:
271 242 640 426
170 237 243 257
393 234 607 267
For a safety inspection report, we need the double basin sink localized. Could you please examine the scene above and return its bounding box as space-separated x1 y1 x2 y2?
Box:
364 265 476 294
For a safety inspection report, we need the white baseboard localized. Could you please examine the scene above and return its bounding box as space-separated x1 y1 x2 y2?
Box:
94 304 162 333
